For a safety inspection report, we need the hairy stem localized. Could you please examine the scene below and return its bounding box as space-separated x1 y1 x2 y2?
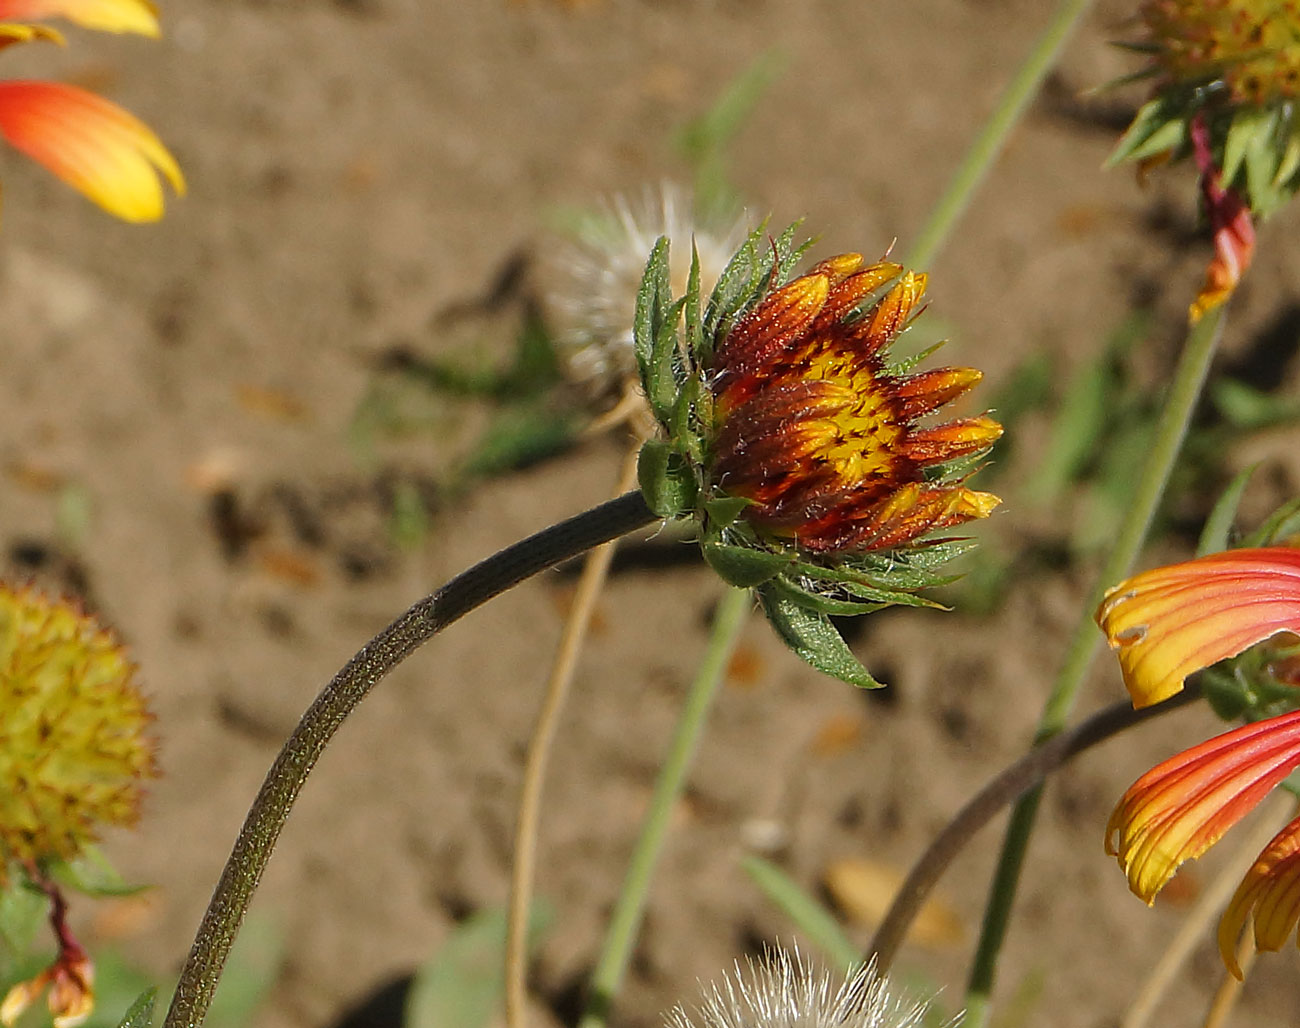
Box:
162 491 656 1028
964 304 1228 1027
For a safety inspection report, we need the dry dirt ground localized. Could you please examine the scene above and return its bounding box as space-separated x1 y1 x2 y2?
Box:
4 2 1300 1027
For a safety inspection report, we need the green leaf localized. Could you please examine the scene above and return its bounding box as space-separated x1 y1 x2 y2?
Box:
701 542 791 587
113 988 157 1028
775 572 940 612
1107 98 1186 166
1242 106 1283 212
683 242 703 361
740 857 860 973
459 405 580 479
648 296 688 421
793 553 962 594
634 236 671 383
703 494 754 530
46 847 150 898
636 440 697 519
1222 106 1270 189
757 586 883 688
405 905 552 1028
1243 496 1300 547
0 877 49 954
765 576 887 617
1198 464 1258 556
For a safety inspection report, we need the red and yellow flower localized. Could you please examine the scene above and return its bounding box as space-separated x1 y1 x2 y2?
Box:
1111 0 1300 320
708 253 1002 553
0 0 183 221
1098 545 1300 975
635 231 1002 686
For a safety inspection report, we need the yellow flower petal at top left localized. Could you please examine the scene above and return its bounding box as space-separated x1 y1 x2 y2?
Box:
0 80 183 221
1096 546 1300 708
0 0 157 35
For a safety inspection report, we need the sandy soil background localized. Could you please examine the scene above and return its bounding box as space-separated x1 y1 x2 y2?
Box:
4 1 1300 1027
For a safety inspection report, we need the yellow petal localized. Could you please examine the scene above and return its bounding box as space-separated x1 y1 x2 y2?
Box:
1219 814 1300 979
0 0 157 35
1096 546 1300 708
0 80 183 221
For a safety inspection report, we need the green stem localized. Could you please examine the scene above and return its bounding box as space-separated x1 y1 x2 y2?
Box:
577 586 751 1028
161 492 656 1028
964 305 1228 1026
905 0 1094 270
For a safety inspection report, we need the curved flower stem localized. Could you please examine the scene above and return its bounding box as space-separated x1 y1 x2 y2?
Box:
963 304 1228 1028
905 0 1094 269
504 444 642 1028
577 586 752 1028
161 491 657 1028
869 687 1200 970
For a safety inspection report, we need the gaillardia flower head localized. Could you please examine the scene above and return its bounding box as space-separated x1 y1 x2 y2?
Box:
1098 545 1300 975
0 582 157 880
635 227 1001 685
0 0 183 221
1110 1 1300 319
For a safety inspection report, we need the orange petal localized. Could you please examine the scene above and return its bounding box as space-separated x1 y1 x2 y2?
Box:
847 270 927 354
1219 814 1300 979
0 0 157 35
1096 547 1300 708
0 80 183 221
892 366 983 420
1107 709 1300 904
714 272 830 379
900 415 1003 464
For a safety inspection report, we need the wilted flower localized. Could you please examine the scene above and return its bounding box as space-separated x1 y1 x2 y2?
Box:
1110 0 1300 318
635 227 1001 685
1 873 94 1028
0 582 157 878
665 948 951 1028
1098 545 1300 975
545 184 750 402
0 0 183 221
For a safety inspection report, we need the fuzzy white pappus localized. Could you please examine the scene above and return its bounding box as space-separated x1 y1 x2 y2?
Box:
544 183 751 398
664 949 955 1028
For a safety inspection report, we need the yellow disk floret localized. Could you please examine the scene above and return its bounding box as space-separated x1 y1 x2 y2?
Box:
0 584 156 882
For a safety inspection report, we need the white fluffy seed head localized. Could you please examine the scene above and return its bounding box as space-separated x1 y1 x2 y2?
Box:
543 182 752 400
664 948 954 1028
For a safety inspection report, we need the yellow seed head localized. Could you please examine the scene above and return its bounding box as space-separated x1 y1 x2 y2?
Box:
0 584 156 881
1142 0 1300 104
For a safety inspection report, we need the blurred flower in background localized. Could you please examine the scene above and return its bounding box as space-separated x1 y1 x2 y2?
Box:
1110 0 1300 319
0 582 156 1027
1098 546 1300 974
0 0 183 221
